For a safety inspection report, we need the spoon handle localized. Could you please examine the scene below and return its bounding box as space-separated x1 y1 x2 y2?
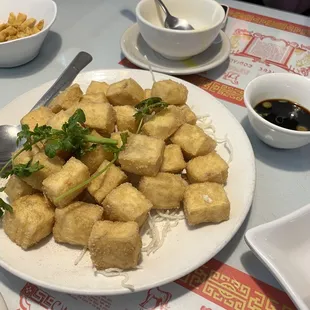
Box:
30 51 93 112
155 0 171 16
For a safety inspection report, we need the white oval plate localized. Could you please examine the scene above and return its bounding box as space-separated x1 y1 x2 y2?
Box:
121 24 230 75
0 69 255 295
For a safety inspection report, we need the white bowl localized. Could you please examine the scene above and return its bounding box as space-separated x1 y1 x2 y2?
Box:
0 0 57 68
136 0 225 60
245 203 310 310
244 73 310 149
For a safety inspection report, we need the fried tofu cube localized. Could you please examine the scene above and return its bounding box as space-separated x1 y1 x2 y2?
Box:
48 84 83 113
4 175 36 202
186 152 228 184
171 124 216 159
21 106 54 131
178 105 197 125
106 78 144 106
53 201 103 246
80 130 113 174
12 145 40 166
103 183 152 227
144 88 151 99
86 81 109 95
114 105 138 133
88 221 142 270
42 157 90 208
80 93 108 105
151 80 188 105
160 144 186 173
139 172 186 209
119 134 165 176
87 160 127 204
46 110 71 130
21 152 65 191
66 101 116 135
110 131 130 165
142 105 184 140
183 182 230 225
3 194 54 249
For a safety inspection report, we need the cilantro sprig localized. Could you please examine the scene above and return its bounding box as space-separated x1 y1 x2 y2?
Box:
134 97 168 133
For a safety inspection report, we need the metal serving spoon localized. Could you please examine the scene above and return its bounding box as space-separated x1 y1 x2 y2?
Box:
0 51 93 166
156 0 194 30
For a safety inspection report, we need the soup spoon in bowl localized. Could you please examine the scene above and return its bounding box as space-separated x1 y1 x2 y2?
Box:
0 51 93 166
155 0 194 30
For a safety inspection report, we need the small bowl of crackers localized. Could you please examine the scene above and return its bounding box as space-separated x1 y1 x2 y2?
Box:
0 0 57 67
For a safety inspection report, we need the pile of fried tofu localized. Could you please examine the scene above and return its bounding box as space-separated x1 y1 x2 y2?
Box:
3 78 230 271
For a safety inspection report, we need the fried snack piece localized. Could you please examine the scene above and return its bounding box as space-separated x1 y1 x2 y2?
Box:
142 105 184 140
87 160 127 204
110 131 130 165
186 152 229 184
12 145 40 166
139 172 186 209
80 93 108 105
16 13 27 25
119 134 165 176
20 18 36 30
144 88 151 99
178 105 197 125
86 81 109 95
4 175 36 202
151 80 188 105
21 151 65 191
88 221 142 270
46 110 71 130
107 78 144 106
53 201 103 246
183 182 230 226
102 183 152 227
171 124 216 159
160 144 186 173
66 101 116 135
20 106 54 131
3 194 54 249
80 130 114 174
48 84 83 113
42 157 90 208
113 105 138 133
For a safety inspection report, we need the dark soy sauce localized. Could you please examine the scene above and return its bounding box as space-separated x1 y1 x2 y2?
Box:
254 99 310 131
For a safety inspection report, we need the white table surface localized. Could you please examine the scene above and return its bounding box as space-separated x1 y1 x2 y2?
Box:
0 0 310 301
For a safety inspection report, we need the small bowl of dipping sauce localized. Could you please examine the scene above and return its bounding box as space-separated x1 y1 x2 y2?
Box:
244 73 310 149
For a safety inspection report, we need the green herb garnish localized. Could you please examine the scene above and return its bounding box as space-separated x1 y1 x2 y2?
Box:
2 160 44 178
134 97 168 133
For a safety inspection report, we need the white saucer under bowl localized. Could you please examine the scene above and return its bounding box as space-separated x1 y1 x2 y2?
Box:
120 23 230 75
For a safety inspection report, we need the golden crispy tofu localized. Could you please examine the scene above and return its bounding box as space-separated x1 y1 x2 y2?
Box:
20 18 36 30
110 131 130 165
114 105 138 133
139 172 186 209
80 93 108 105
3 194 54 249
86 81 109 95
16 13 27 25
80 130 114 174
178 105 197 125
4 175 36 202
103 183 152 227
21 151 65 191
8 12 16 24
49 84 83 113
171 124 216 159
142 105 184 140
88 220 142 270
21 106 54 131
46 110 71 130
106 78 144 106
144 88 151 99
160 144 186 173
66 101 116 135
87 160 127 204
186 152 228 184
119 134 165 176
42 157 90 208
12 145 40 166
183 182 230 225
36 19 44 30
151 80 188 105
53 201 103 246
